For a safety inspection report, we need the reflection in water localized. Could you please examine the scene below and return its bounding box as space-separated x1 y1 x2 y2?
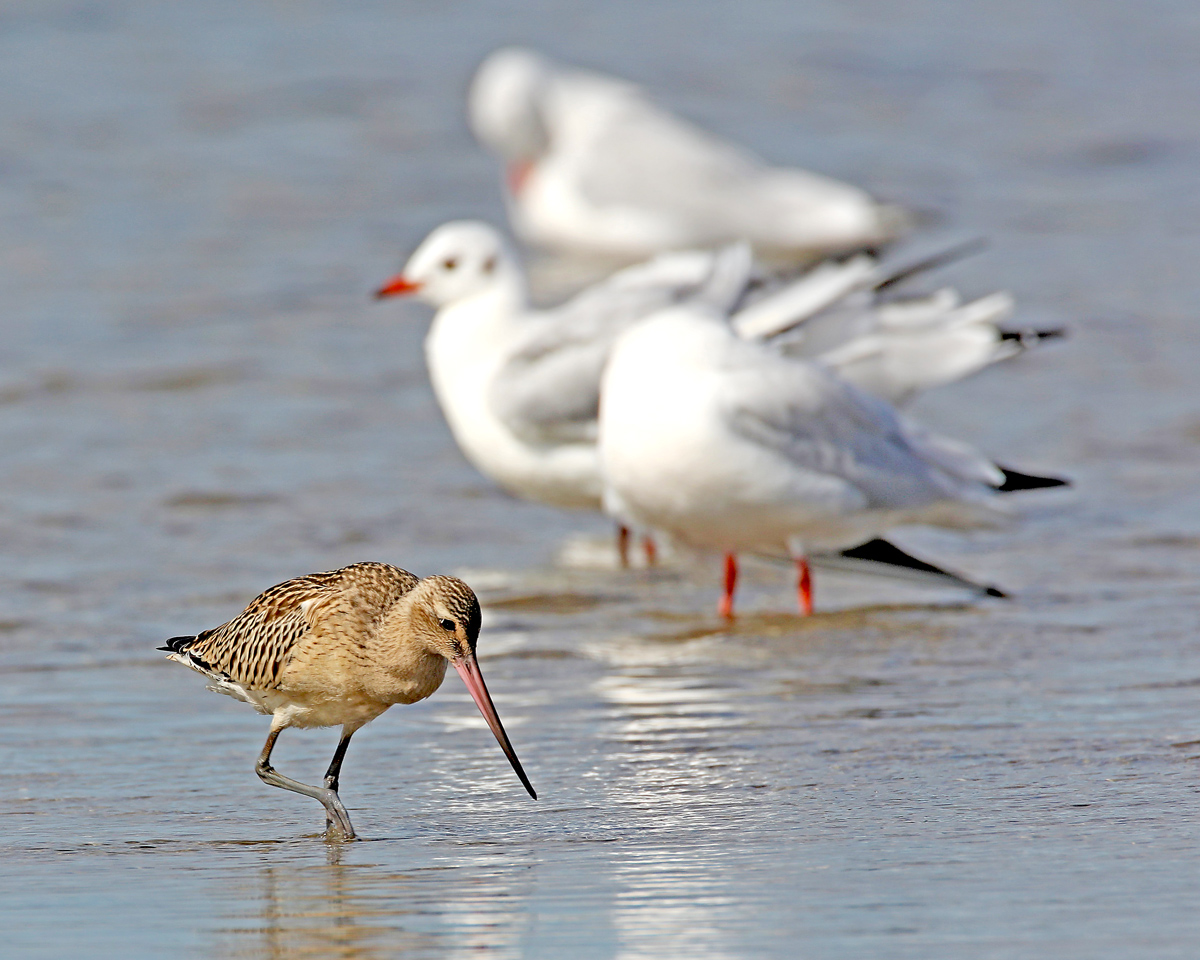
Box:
614 853 742 960
596 668 754 960
218 843 537 960
222 849 434 960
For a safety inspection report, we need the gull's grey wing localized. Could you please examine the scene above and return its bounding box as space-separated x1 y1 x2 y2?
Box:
554 76 889 249
489 319 613 443
489 252 720 443
719 354 1000 510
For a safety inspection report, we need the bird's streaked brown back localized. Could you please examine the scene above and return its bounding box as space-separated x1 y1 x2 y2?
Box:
174 562 420 690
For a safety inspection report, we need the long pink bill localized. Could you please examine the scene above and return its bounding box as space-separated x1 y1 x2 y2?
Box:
453 656 537 799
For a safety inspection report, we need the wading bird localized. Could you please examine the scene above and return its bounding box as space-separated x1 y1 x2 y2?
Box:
161 562 535 840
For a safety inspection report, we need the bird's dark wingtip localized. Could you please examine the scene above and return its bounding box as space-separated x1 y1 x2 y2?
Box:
836 538 1008 597
998 327 1068 345
159 635 195 653
838 538 947 576
995 466 1070 492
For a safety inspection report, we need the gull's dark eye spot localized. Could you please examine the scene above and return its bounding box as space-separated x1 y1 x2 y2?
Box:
439 618 456 631
442 257 458 271
482 256 496 274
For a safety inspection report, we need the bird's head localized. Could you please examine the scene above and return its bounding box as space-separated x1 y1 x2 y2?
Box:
467 46 551 163
407 574 482 662
407 575 537 800
374 221 519 308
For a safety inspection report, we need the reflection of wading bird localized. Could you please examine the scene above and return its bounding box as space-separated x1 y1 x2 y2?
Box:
376 221 1059 579
468 47 907 264
161 562 535 841
598 250 1068 617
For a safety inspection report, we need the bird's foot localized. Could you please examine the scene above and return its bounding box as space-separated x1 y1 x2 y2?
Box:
320 789 356 842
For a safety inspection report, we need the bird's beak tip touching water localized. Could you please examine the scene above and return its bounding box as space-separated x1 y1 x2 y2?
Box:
374 275 421 299
453 655 538 800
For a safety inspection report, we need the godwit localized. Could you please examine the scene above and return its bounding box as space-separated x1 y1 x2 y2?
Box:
597 255 1066 618
160 562 535 840
374 222 1053 569
467 47 907 264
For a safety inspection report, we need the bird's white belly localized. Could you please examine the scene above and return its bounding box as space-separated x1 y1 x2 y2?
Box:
270 695 390 730
605 413 854 551
203 676 390 730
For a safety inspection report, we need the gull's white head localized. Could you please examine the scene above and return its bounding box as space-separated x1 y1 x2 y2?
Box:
375 221 521 308
468 47 552 162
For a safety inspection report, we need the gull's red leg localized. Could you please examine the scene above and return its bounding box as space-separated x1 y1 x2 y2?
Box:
796 557 813 616
642 535 658 567
718 553 738 619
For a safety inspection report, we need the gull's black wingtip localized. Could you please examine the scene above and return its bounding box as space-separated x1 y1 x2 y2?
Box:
835 538 1008 597
999 327 1067 345
995 466 1070 493
838 538 949 576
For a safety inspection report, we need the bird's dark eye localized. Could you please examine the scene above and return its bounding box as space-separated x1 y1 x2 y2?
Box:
482 256 496 274
439 618 456 631
442 257 458 271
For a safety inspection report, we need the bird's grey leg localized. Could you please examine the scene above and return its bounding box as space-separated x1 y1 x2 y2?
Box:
255 728 357 841
323 729 355 793
319 728 357 836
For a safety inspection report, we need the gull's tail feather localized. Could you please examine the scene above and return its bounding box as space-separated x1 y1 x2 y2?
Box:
871 236 990 293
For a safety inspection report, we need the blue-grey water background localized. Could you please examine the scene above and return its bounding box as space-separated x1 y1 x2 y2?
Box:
2 1 1199 957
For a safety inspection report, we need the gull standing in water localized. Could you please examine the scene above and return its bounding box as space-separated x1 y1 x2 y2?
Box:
161 562 536 840
375 222 1058 576
598 249 1066 617
468 47 907 265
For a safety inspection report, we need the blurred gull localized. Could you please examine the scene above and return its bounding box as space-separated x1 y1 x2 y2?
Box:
375 222 1060 584
598 245 1067 617
469 47 907 265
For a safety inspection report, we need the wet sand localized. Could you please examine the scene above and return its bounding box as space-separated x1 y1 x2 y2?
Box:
2 1 1200 957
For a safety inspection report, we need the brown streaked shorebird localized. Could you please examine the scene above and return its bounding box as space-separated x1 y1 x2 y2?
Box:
160 562 536 841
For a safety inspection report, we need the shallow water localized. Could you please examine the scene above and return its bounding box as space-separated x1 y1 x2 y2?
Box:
2 1 1200 957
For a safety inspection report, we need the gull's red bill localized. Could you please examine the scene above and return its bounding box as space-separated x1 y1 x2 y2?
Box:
374 274 422 299
506 159 535 196
453 655 537 799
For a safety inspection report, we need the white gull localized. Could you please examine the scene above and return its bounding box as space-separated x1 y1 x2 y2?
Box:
468 47 906 265
597 247 1064 616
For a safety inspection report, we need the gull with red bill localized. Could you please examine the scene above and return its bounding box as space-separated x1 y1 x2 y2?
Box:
160 562 535 841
